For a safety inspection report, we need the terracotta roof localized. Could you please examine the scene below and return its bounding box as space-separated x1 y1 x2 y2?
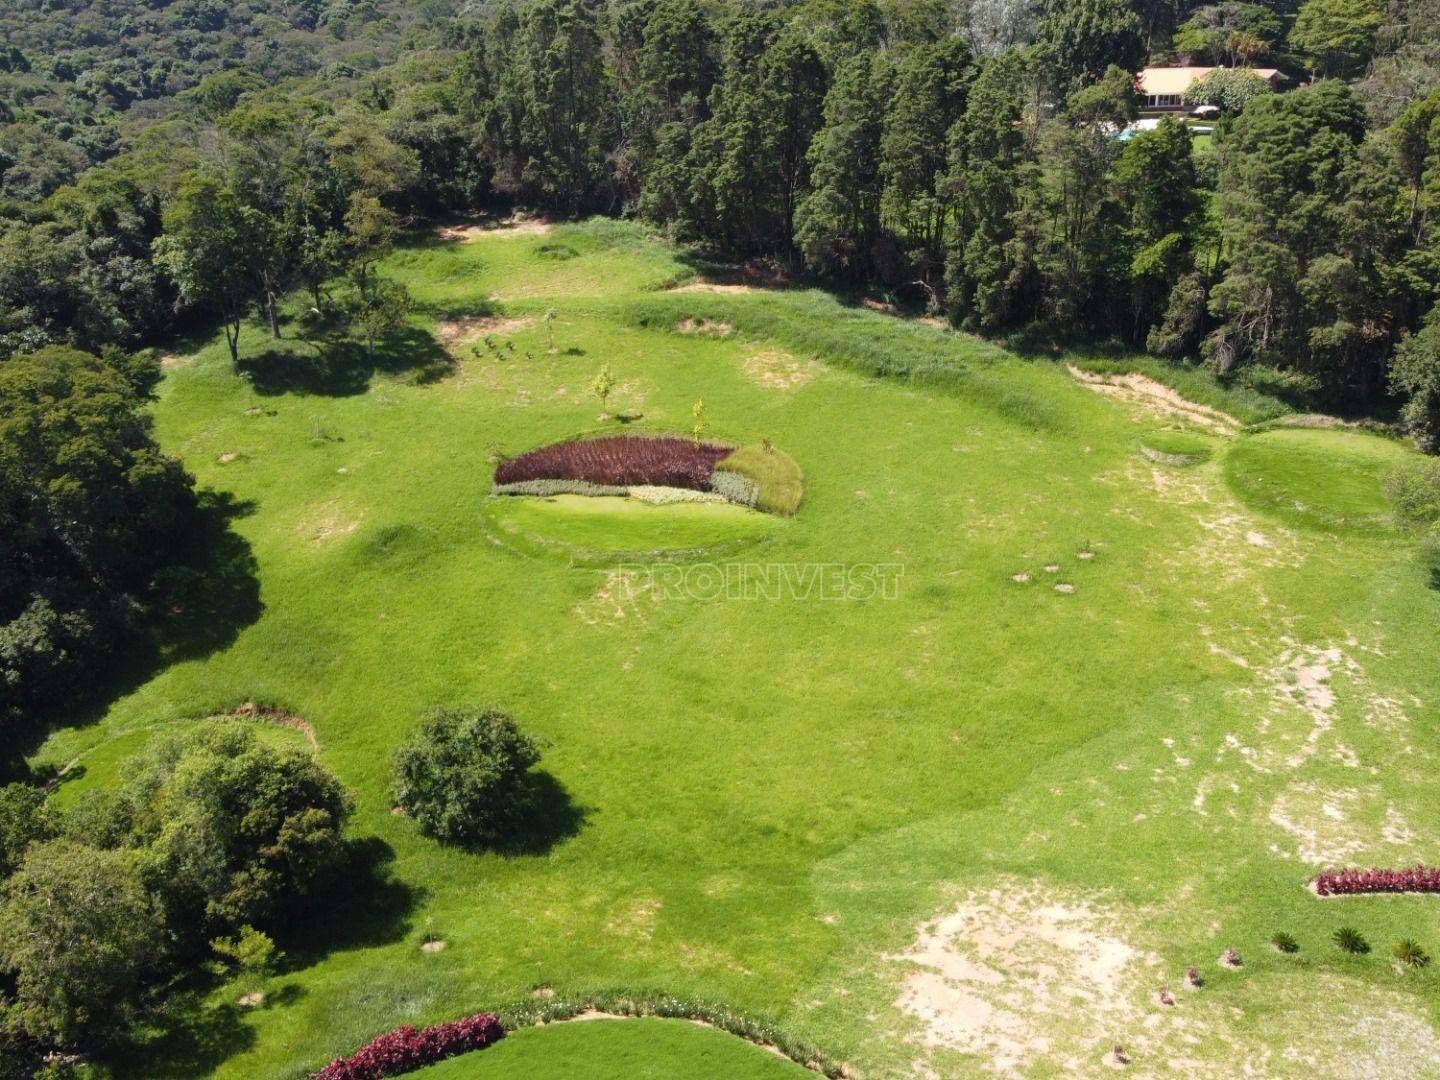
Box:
1137 67 1280 96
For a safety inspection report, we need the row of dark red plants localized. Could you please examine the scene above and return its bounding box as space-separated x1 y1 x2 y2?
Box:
1315 865 1440 896
495 434 733 490
311 1013 504 1080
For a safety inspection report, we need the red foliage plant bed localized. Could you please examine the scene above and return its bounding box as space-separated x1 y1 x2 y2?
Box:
1315 866 1440 896
311 1013 504 1080
495 435 733 491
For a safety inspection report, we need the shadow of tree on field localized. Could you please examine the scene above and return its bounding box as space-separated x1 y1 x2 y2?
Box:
113 991 255 1080
275 837 421 968
239 326 453 397
482 770 588 857
4 490 263 781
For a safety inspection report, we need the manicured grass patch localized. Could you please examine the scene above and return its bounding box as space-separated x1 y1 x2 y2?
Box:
1139 430 1217 466
410 1018 808 1080
482 494 779 561
716 444 804 516
1223 428 1412 533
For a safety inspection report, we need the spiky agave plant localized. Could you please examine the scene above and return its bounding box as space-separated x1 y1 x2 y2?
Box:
1393 938 1431 968
1271 931 1299 954
1333 926 1370 955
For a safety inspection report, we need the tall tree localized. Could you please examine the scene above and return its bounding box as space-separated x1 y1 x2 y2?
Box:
153 175 271 364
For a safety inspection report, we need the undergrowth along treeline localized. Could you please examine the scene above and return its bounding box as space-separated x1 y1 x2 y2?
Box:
6 0 1440 444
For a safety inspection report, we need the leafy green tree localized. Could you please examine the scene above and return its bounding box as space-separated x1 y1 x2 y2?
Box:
118 721 352 936
1182 67 1275 113
1113 119 1203 342
0 347 195 725
348 277 413 361
210 924 278 997
153 175 271 365
1291 0 1385 78
1391 309 1440 451
393 707 543 846
795 52 890 279
0 784 54 876
1209 83 1358 369
1036 0 1145 86
879 38 973 287
946 48 1042 330
1173 3 1283 65
0 841 163 1045
505 0 614 214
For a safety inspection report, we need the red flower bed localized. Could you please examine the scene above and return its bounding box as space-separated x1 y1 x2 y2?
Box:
1315 866 1440 896
312 1014 504 1080
495 435 733 491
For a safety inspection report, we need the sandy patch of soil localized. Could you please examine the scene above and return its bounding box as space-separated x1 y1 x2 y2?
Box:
158 353 193 372
671 281 757 294
297 500 362 545
605 897 662 940
437 213 551 241
676 317 733 336
435 314 535 350
742 349 818 391
1067 366 1240 434
420 939 447 953
893 882 1159 1075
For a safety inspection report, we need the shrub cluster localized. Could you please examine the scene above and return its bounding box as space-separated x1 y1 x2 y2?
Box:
708 469 760 508
715 444 804 516
628 485 726 506
495 435 733 491
311 1013 505 1080
1316 866 1440 895
0 722 352 1049
492 479 629 498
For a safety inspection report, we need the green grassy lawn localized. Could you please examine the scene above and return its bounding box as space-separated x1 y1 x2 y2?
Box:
483 494 780 561
34 219 1440 1078
412 1018 808 1079
1225 427 1412 534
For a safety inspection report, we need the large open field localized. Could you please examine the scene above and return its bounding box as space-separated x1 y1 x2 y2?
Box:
34 219 1440 1078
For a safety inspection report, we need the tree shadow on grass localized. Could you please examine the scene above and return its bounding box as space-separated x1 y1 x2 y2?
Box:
238 327 453 397
114 991 255 1080
3 490 262 780
477 770 588 857
275 837 422 969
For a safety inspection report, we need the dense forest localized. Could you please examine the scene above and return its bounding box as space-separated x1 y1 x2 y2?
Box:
7 0 1440 744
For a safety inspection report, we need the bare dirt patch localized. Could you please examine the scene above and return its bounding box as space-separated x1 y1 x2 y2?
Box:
297 500 362 545
893 882 1158 1075
435 314 535 350
676 317 733 337
158 353 193 372
1067 366 1240 434
671 281 757 294
436 213 551 241
742 349 819 391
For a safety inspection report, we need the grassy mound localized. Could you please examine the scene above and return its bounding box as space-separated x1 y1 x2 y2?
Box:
715 444 804 516
1223 428 1412 533
1139 430 1216 466
412 1018 808 1079
482 493 779 562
